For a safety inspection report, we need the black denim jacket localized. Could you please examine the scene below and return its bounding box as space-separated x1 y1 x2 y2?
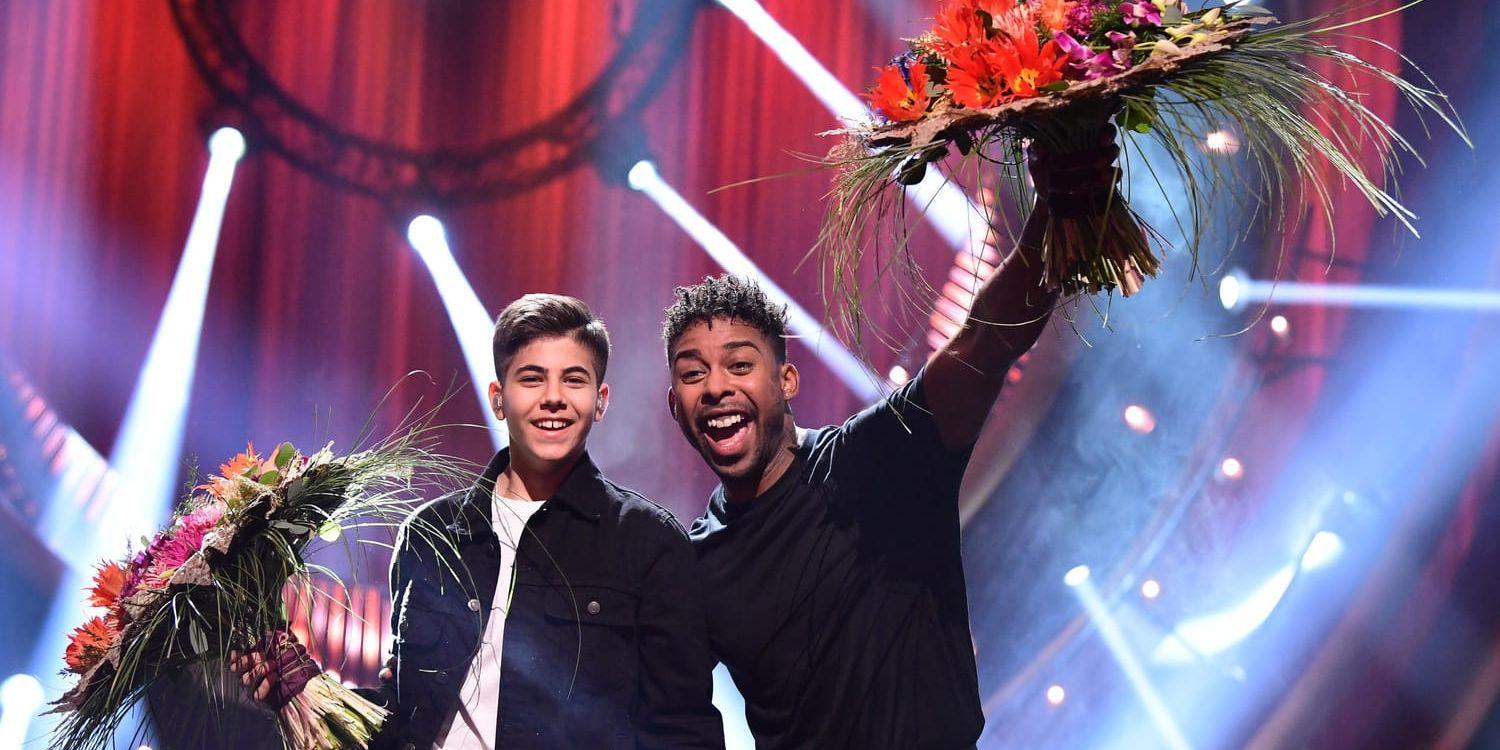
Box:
358 449 724 749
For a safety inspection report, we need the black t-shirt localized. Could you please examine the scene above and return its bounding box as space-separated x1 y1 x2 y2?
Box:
688 372 983 749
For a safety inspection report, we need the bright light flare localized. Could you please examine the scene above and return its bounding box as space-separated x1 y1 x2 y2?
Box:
1141 579 1161 600
1204 129 1240 154
626 161 879 401
1064 565 1091 587
1269 314 1290 337
1219 457 1244 481
1124 404 1156 434
887 365 910 386
0 673 44 749
1045 684 1066 706
1154 565 1296 663
406 215 506 448
1300 530 1345 571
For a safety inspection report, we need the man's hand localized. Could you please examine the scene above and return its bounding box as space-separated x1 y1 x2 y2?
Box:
227 629 321 709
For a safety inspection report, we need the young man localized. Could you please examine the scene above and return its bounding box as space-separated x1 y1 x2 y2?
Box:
662 142 1118 748
238 294 723 749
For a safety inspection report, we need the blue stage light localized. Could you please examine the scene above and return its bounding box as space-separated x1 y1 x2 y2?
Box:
1220 268 1500 312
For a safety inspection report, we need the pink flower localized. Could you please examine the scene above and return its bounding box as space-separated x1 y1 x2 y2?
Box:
138 501 225 589
1064 0 1107 37
1119 1 1162 27
1055 31 1134 80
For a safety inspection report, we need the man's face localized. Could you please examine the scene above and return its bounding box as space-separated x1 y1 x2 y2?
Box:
667 319 797 484
491 335 608 470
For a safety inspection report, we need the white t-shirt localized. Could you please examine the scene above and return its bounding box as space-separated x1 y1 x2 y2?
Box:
434 491 546 749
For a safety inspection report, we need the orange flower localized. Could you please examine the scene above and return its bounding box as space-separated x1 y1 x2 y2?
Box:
64 616 118 674
992 33 1066 98
1036 0 1074 32
88 561 128 611
867 61 932 122
198 443 262 498
945 45 1010 109
932 0 988 55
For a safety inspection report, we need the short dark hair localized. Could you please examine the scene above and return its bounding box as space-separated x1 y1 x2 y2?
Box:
493 294 611 381
662 274 789 362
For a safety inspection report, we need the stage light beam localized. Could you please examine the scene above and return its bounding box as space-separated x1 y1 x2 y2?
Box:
1068 567 1192 750
405 216 506 449
1220 269 1500 312
714 0 990 256
627 160 880 401
107 125 245 541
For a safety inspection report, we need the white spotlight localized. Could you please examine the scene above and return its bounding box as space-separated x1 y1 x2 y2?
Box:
404 215 505 449
1045 684 1066 706
887 365 910 386
1269 314 1290 337
1141 579 1161 600
627 160 657 192
1219 457 1244 481
1204 129 1240 154
0 674 45 749
208 126 246 161
1300 530 1345 571
1064 565 1091 587
1123 404 1156 434
1219 269 1245 311
406 214 447 257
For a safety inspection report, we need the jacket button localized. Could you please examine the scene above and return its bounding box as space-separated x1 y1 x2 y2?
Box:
435 670 449 685
467 598 481 612
586 600 601 615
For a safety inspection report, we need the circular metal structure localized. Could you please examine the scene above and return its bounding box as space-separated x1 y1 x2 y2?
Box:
168 0 699 207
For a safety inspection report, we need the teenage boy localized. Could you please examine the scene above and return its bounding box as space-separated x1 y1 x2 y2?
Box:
237 294 723 749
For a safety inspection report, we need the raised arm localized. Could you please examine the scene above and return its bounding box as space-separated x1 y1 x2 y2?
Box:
923 130 1119 450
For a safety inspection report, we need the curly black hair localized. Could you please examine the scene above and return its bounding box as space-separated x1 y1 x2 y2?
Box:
662 274 789 362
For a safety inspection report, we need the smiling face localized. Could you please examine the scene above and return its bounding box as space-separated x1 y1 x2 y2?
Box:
667 318 799 495
491 335 608 477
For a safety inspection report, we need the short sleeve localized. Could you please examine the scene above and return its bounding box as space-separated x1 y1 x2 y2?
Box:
812 367 973 507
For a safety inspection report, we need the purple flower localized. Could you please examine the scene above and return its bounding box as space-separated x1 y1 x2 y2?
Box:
1119 1 1163 27
1054 31 1134 80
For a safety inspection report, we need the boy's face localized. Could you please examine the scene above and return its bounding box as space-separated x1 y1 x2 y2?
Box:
491 335 608 470
666 318 797 484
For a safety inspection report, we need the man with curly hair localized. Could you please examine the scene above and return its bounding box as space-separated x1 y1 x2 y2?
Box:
661 140 1118 748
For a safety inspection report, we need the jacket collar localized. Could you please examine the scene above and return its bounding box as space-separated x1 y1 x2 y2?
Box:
458 448 607 532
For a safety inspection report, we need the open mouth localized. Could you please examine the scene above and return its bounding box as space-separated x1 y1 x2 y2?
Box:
698 411 752 457
531 418 575 433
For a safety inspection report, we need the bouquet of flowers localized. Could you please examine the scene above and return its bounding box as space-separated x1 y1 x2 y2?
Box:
821 0 1465 340
51 434 456 750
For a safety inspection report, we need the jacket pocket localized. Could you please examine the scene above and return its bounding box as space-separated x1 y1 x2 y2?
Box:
540 583 640 696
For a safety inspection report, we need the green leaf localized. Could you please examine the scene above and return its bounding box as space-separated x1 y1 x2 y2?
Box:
1118 95 1159 134
274 442 297 471
1040 81 1070 93
259 469 281 486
